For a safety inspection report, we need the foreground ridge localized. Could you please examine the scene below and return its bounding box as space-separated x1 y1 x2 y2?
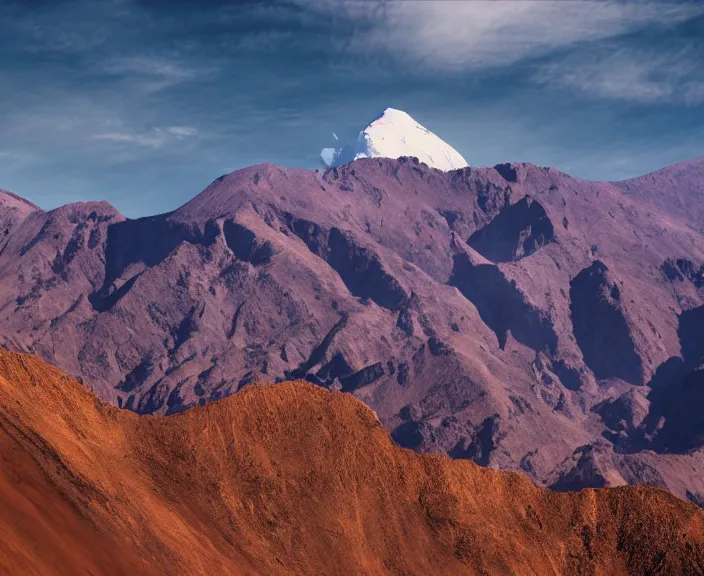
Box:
0 349 703 576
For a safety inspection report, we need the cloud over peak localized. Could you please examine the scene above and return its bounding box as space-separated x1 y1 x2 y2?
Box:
300 0 704 71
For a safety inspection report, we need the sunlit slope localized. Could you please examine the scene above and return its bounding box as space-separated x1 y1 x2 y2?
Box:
0 349 703 575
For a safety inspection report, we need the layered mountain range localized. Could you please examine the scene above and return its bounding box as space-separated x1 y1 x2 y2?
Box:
1 349 703 575
1 153 704 505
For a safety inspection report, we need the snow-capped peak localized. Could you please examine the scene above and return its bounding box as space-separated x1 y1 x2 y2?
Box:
320 108 468 172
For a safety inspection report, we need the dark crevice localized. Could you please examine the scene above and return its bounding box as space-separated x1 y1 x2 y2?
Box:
89 217 219 312
285 314 348 380
327 228 408 310
223 220 274 266
468 196 554 263
286 215 408 311
227 301 246 339
171 306 201 354
494 163 518 183
285 214 330 258
449 254 557 354
449 415 502 467
116 358 153 394
662 258 704 288
316 352 354 384
88 273 143 312
339 362 385 392
569 261 643 385
391 421 428 450
137 378 169 414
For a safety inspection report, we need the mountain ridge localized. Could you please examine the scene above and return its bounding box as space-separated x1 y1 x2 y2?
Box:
5 155 704 218
0 154 704 505
1 348 703 576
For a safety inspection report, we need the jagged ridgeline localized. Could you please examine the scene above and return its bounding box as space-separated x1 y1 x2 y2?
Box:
1 350 704 575
0 154 704 507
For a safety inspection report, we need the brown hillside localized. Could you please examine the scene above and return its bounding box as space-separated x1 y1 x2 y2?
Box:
1 349 703 576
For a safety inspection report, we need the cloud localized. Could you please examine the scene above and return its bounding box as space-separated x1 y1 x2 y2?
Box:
97 55 220 96
0 150 34 168
299 0 704 71
535 47 704 104
104 56 198 80
0 0 133 54
102 56 217 91
163 126 198 138
94 126 199 149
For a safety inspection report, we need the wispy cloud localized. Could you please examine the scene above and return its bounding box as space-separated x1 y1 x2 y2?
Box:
535 47 704 105
300 0 704 71
163 126 198 138
94 126 199 149
104 57 201 80
0 0 133 54
0 1 210 165
1 0 702 216
0 150 34 167
102 56 218 91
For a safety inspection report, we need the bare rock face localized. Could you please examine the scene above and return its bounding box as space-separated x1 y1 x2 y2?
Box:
449 249 557 352
595 387 651 438
468 195 555 262
0 190 40 252
662 257 704 288
569 261 644 385
1 156 704 505
615 156 704 232
549 443 622 492
651 363 704 453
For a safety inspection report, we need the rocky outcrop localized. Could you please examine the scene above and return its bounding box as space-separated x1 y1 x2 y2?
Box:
569 261 644 385
595 388 650 438
450 251 557 353
468 196 555 262
549 444 619 492
223 220 275 266
0 190 40 253
662 258 704 288
326 228 408 310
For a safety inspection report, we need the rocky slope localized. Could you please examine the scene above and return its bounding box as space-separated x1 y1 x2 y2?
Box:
0 156 703 503
1 349 703 576
0 190 40 252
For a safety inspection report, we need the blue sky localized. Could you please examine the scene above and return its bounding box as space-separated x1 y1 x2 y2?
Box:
0 0 703 217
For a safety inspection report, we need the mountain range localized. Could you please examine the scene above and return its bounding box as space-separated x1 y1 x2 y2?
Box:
1 349 703 575
1 147 704 506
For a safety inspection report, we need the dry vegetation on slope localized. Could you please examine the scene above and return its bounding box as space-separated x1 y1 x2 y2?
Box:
1 349 704 576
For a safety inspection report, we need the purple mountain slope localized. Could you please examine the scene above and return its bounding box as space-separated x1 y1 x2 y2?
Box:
0 189 41 251
615 156 704 232
1 156 704 503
